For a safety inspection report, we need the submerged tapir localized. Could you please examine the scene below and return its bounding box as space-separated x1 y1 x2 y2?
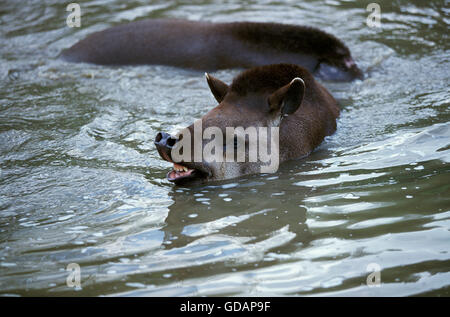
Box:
154 63 339 184
61 19 363 81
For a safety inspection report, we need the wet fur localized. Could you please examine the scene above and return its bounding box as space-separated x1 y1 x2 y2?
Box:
230 63 315 96
60 19 358 79
172 64 340 183
228 64 339 162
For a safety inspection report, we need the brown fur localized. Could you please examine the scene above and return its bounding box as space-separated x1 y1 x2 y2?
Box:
226 64 339 161
230 63 315 97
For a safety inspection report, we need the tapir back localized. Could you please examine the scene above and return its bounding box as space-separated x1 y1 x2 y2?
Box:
60 19 362 81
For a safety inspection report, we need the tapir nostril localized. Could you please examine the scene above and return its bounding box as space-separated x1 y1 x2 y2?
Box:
155 132 163 143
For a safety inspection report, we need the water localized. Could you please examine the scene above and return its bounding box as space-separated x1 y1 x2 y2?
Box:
0 0 449 296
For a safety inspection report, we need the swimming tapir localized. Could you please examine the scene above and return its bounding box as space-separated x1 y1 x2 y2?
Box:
61 19 363 81
154 63 339 184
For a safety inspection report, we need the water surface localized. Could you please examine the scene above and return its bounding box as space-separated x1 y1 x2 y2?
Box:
0 0 449 296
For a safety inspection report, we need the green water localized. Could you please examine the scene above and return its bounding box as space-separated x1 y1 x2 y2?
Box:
0 0 449 296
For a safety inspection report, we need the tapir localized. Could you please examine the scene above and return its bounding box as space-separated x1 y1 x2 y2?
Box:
154 63 339 184
61 19 363 81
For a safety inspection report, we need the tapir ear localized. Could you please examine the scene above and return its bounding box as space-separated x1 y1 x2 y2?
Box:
268 77 305 116
205 73 229 103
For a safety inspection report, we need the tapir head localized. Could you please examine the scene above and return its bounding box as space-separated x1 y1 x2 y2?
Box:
155 64 307 184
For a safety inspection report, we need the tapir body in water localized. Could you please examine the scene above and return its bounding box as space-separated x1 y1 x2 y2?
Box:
154 64 340 184
61 19 363 82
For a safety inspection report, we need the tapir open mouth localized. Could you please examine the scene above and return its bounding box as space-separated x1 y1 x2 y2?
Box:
167 163 200 183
